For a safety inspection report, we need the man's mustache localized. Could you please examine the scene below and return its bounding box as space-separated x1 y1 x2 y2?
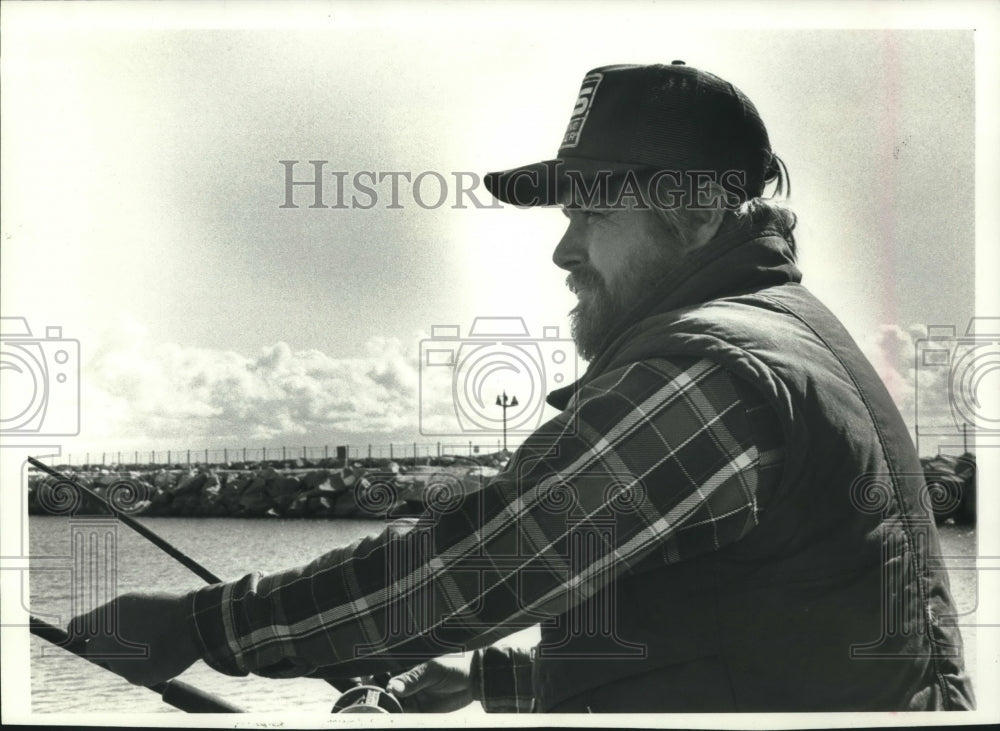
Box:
566 267 605 295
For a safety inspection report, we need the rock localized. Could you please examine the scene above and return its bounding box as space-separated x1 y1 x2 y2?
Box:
198 473 223 511
265 475 303 514
921 454 976 523
130 499 153 515
285 493 309 518
312 495 336 515
301 470 332 489
238 476 273 516
174 471 207 496
461 466 498 494
148 484 175 515
332 490 361 517
341 465 367 489
93 473 119 488
217 475 251 515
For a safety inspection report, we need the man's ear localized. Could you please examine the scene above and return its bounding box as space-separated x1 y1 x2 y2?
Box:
685 206 726 251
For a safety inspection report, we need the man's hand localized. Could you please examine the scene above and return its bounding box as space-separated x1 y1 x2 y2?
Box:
387 653 476 713
66 591 201 687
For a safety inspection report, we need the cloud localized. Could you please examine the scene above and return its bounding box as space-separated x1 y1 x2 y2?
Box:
860 324 919 421
79 327 427 449
859 323 962 452
76 320 963 457
72 322 562 454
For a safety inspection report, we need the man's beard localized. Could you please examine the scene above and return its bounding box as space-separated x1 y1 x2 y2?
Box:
568 249 674 361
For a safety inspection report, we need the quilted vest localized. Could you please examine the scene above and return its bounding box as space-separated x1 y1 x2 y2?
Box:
534 217 974 711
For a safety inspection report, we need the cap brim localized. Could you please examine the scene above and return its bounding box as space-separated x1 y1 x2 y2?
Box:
485 157 647 207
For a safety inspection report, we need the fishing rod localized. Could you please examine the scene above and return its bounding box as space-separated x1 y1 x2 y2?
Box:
29 615 243 712
27 457 402 713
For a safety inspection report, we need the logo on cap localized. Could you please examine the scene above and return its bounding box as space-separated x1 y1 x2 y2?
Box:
561 72 603 149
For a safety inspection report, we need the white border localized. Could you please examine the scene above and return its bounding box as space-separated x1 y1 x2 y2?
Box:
2 0 998 727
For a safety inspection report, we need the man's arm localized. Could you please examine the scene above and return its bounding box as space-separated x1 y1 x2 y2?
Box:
71 356 783 686
190 355 784 675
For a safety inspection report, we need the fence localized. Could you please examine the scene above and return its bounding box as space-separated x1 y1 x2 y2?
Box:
58 441 514 469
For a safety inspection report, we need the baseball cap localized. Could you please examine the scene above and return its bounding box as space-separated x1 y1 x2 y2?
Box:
485 62 785 207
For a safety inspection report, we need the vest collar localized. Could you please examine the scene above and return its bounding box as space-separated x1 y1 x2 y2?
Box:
547 213 801 410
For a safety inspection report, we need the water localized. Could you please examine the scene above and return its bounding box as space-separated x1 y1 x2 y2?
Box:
27 515 414 714
25 516 979 715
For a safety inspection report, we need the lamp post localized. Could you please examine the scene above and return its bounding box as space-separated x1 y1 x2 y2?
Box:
496 391 518 453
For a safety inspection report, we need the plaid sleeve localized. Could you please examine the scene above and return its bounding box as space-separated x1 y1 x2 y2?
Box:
472 645 536 713
190 357 784 683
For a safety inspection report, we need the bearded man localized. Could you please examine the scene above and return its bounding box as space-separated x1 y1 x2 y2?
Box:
69 62 974 713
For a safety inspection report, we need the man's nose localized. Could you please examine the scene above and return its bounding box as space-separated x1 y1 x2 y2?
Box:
552 222 586 270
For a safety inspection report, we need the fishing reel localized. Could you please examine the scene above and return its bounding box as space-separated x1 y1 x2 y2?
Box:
330 674 403 714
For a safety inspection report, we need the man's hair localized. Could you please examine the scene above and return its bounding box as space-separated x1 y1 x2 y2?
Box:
650 177 798 260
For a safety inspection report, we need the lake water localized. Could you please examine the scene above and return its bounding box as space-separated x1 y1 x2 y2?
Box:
25 515 979 715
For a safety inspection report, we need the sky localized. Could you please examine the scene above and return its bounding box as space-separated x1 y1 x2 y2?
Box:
1 1 997 462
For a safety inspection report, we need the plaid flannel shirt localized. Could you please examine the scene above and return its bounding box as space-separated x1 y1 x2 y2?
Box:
190 356 784 711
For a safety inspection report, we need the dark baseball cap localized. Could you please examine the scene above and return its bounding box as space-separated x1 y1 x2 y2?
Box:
485 62 783 207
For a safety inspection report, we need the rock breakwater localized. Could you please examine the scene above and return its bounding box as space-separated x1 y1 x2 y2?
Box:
27 461 501 520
